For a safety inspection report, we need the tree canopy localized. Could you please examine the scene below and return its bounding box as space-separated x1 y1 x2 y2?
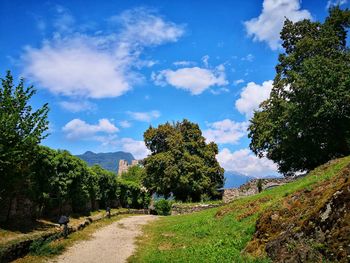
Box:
0 71 49 207
143 119 224 202
248 7 350 175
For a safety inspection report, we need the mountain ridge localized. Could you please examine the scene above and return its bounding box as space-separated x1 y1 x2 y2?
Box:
76 151 135 173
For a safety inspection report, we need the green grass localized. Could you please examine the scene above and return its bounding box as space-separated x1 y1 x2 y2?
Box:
129 156 350 263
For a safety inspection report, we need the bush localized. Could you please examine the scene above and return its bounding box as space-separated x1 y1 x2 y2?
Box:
117 179 150 209
154 199 172 216
29 236 64 256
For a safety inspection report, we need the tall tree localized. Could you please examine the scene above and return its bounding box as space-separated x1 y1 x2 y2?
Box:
0 71 49 220
143 119 224 202
248 7 350 175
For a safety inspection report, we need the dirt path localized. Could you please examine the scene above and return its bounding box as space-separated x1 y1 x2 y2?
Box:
50 215 157 263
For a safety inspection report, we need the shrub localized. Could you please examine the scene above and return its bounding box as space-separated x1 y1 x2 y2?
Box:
154 199 172 216
29 236 64 256
257 179 263 193
117 179 150 209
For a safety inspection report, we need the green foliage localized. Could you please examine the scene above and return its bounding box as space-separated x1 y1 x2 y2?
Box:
257 179 263 193
90 165 117 208
29 235 64 256
30 147 103 214
248 7 350 175
143 119 224 202
121 165 145 184
0 71 49 216
130 156 350 263
154 199 172 216
117 179 150 209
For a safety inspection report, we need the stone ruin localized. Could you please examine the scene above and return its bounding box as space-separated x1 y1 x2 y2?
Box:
117 159 139 176
222 177 294 203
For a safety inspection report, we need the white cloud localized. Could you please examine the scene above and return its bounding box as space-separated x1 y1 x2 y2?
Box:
119 120 132 128
152 65 228 95
127 110 160 122
21 7 184 99
326 0 348 9
59 100 97 112
119 138 150 159
113 8 185 46
217 148 278 177
202 55 209 67
203 119 248 144
173 61 196 67
62 118 118 139
233 79 244 86
235 80 273 119
96 136 150 159
244 0 312 50
210 87 230 95
54 5 75 33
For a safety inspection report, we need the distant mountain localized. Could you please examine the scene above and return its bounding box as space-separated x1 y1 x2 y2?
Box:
224 171 255 188
76 151 135 173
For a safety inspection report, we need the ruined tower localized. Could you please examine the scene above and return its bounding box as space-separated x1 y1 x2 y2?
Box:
118 159 129 176
118 159 139 176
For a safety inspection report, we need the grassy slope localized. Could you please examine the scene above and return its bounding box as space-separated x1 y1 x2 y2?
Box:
130 156 350 263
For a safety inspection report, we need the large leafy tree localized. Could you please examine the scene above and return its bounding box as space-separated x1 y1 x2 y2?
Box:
248 7 350 175
143 119 224 202
0 71 49 219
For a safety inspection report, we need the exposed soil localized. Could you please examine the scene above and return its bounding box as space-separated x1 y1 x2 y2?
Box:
49 215 158 263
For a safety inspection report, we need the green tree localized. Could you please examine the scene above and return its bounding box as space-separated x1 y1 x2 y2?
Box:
29 146 57 217
90 165 117 208
0 71 49 220
120 165 145 184
249 7 350 175
143 119 224 202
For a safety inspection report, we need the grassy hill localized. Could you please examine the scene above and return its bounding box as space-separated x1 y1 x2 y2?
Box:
76 151 134 173
130 156 350 263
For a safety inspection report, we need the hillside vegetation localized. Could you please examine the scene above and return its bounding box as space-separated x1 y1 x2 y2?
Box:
130 156 350 263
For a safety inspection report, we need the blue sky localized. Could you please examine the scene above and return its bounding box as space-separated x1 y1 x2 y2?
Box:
1 0 349 177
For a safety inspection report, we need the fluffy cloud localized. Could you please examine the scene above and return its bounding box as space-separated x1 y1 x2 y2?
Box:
235 80 273 118
62 118 148 159
119 138 150 159
21 8 184 98
96 136 150 159
244 0 312 50
203 119 248 144
152 65 228 95
59 100 96 112
62 118 118 139
127 110 160 122
217 148 278 177
119 120 132 128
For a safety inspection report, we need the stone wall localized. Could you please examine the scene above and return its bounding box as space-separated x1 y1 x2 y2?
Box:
223 177 294 203
171 203 222 215
0 195 37 223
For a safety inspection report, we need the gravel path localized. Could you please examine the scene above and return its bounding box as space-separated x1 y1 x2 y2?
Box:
50 215 158 263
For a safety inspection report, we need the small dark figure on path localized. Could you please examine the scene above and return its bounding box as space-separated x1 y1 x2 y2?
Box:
58 215 70 238
106 207 111 218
